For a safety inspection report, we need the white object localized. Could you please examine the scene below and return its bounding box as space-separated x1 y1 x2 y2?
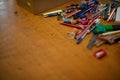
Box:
100 30 120 36
43 10 63 17
115 7 120 22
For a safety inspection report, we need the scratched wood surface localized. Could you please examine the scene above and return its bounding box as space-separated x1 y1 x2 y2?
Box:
0 0 120 80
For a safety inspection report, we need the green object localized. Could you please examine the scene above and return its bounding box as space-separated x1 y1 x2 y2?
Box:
105 25 113 31
96 23 106 33
95 23 113 34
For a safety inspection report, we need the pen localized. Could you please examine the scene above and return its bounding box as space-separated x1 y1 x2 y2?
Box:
76 20 95 40
77 25 96 44
43 10 63 17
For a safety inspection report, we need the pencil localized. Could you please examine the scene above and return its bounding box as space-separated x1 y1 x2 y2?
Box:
107 8 116 21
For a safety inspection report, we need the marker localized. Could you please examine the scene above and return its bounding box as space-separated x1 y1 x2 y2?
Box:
74 7 92 19
77 30 88 44
94 24 120 34
43 10 63 17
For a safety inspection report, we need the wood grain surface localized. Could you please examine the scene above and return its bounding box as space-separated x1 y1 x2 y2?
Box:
0 0 120 80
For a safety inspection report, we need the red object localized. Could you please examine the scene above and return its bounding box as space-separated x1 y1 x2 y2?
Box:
94 49 107 59
60 22 84 29
89 14 100 23
64 10 81 18
85 12 93 20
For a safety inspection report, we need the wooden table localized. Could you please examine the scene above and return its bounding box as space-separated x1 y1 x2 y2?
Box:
0 0 120 80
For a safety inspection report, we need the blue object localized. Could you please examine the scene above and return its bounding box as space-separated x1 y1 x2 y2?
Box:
111 0 117 8
74 7 92 19
76 31 88 44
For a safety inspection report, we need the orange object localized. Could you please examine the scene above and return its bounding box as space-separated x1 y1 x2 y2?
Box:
71 28 79 34
67 28 79 39
107 8 116 22
65 10 81 18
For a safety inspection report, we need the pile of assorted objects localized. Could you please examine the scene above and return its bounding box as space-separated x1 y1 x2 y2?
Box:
43 0 120 58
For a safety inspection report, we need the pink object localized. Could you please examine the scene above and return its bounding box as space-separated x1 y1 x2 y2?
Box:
76 14 100 40
77 19 88 25
94 49 107 59
76 20 95 39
